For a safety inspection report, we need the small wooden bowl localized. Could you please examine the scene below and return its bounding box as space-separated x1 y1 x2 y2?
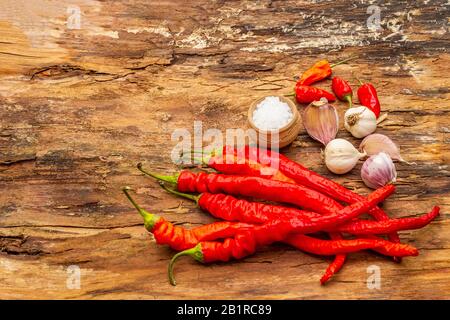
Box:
248 96 301 148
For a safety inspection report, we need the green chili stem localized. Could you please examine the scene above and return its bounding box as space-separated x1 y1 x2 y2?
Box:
160 182 200 204
122 187 159 230
137 163 178 184
168 243 204 286
330 56 358 68
345 95 353 108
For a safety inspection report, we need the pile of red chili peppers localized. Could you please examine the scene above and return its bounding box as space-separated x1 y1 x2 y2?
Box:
123 145 440 286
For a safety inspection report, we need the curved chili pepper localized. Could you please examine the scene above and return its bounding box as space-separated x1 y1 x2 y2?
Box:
285 234 419 257
145 170 343 215
298 57 356 86
356 79 381 118
294 84 336 104
333 206 440 235
122 187 254 251
195 145 403 260
195 152 295 184
331 76 353 107
161 183 395 235
167 185 437 238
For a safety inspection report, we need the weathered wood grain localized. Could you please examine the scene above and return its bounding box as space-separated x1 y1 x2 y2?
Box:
0 0 449 299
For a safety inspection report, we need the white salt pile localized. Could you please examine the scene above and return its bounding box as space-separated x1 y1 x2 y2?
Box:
252 96 293 131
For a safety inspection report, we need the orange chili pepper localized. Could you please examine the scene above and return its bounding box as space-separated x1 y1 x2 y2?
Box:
298 56 356 86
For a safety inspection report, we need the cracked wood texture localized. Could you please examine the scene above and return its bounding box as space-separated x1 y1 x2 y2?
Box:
0 0 449 300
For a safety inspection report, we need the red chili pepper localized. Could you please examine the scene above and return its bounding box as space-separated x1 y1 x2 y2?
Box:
333 206 440 234
298 57 356 86
196 152 296 184
188 148 296 191
285 235 418 257
197 145 403 260
331 76 353 107
122 187 254 251
169 185 438 239
161 183 395 236
140 168 344 215
356 79 381 118
294 84 336 104
168 223 419 285
361 235 419 257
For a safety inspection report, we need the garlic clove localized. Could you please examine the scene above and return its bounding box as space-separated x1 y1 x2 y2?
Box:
360 133 412 164
303 99 339 146
344 106 377 139
361 152 397 189
324 138 366 174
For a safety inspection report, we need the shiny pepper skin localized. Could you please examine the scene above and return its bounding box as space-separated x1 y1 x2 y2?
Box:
197 185 395 235
201 222 292 263
194 187 404 265
285 234 418 257
331 77 353 106
357 83 381 118
298 60 332 86
177 170 343 215
123 187 254 251
200 231 257 263
152 218 253 251
294 83 336 104
176 218 419 272
334 206 440 235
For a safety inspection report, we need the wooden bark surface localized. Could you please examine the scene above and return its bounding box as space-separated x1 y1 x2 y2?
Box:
0 0 449 299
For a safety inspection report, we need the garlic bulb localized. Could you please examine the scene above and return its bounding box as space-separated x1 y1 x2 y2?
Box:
303 99 339 146
344 106 377 138
324 138 366 174
361 152 397 189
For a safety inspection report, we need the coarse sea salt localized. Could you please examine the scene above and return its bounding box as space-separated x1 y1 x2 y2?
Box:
252 96 293 131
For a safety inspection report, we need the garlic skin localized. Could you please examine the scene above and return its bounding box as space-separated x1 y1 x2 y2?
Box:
361 152 397 189
360 133 410 163
303 99 339 146
344 106 377 138
324 138 366 174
